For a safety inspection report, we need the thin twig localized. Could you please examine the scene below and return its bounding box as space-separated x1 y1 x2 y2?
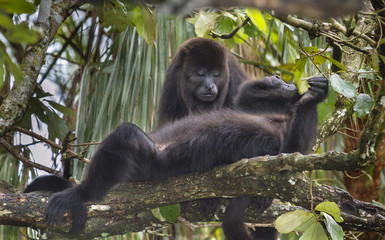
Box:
0 138 61 175
210 17 250 39
298 43 326 78
13 126 90 163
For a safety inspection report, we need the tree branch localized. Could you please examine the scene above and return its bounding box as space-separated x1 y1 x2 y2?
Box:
13 126 90 164
0 151 381 238
0 138 62 175
210 17 250 39
312 108 352 152
158 0 363 18
277 15 375 53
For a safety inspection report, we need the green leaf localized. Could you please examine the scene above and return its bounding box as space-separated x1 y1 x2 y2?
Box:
16 100 34 130
275 210 312 233
42 104 69 140
0 13 14 30
353 93 374 119
0 0 35 14
234 27 248 44
317 102 334 123
29 98 69 140
329 74 356 99
302 46 319 54
313 55 326 65
151 208 165 221
159 204 180 223
45 100 75 117
295 58 308 94
296 213 318 232
315 201 343 223
5 22 38 44
189 11 217 37
0 57 4 90
3 52 24 85
246 8 266 32
218 16 234 35
379 54 385 64
296 76 310 95
98 1 134 31
299 221 328 240
133 6 156 44
324 56 347 71
322 212 344 240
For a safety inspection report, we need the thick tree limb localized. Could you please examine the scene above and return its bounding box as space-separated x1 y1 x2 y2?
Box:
153 0 363 18
0 151 383 238
277 15 375 52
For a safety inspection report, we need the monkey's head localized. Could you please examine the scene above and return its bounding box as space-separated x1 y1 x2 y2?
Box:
178 38 230 105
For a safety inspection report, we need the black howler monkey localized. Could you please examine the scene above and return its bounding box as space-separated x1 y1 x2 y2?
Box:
157 38 248 128
41 75 328 239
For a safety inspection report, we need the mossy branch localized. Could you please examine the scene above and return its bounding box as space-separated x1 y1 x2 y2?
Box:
0 151 383 239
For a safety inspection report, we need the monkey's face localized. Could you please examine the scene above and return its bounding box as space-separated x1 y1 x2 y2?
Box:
182 63 229 103
187 68 221 102
259 75 299 100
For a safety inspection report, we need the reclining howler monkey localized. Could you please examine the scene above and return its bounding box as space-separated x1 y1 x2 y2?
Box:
42 75 328 239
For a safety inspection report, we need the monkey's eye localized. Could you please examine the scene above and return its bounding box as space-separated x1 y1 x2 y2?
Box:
213 72 220 77
196 71 205 77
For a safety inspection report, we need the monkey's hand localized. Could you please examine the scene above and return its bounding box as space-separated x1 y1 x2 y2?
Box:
44 187 87 234
299 76 329 106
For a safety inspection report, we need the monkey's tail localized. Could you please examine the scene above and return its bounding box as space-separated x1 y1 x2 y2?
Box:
24 175 74 193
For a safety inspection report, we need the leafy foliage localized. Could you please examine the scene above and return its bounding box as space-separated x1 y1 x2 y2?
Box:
96 1 156 44
329 74 357 99
0 0 38 88
159 204 181 223
354 93 374 119
276 202 344 240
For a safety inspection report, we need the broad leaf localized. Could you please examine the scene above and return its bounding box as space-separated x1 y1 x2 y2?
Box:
189 11 217 37
313 55 326 65
299 221 328 240
353 94 374 119
98 1 134 31
133 6 156 44
159 204 180 223
315 201 343 223
275 210 312 233
0 13 13 30
295 58 308 94
322 212 344 240
1 0 35 14
325 56 347 71
46 100 75 117
302 46 319 53
5 22 38 44
295 213 317 232
40 104 69 140
329 74 356 99
246 8 266 32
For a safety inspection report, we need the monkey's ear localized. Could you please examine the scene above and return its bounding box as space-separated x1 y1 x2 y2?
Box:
169 47 187 71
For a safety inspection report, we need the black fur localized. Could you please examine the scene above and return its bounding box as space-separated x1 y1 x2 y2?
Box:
157 38 248 128
41 75 328 239
24 175 73 193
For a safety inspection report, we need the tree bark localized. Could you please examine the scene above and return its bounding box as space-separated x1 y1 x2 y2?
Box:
0 152 385 239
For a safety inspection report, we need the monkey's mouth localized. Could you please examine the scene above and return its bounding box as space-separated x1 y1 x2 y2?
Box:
198 93 217 102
